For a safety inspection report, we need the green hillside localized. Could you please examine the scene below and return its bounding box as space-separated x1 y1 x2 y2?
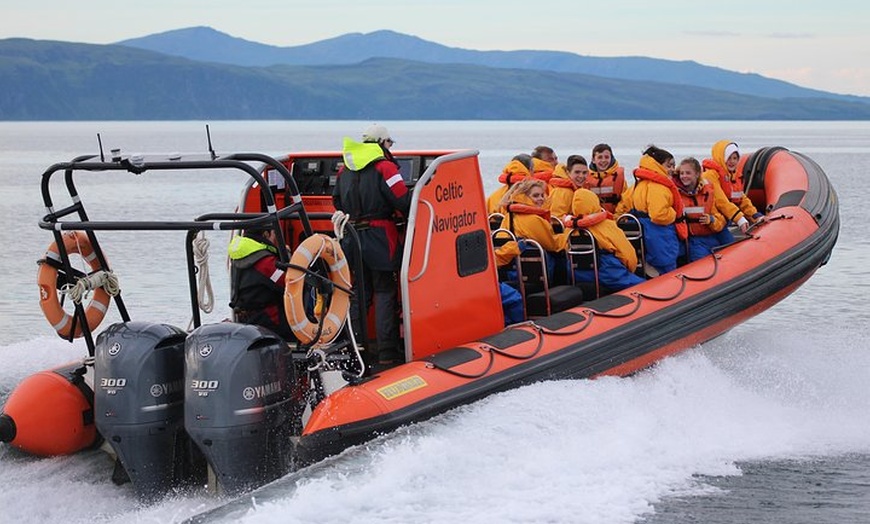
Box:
2 38 869 120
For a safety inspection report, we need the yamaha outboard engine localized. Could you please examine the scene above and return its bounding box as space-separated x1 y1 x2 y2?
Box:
94 321 193 500
184 323 300 495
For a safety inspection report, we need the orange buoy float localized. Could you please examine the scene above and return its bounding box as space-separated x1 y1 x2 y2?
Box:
0 363 98 456
37 231 111 338
284 234 351 345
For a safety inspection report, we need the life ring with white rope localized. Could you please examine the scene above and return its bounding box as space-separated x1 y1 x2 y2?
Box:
37 231 111 338
284 234 351 345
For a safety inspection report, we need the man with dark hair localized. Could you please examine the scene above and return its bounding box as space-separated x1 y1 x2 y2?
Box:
228 227 293 340
333 124 411 368
588 143 628 214
532 145 558 167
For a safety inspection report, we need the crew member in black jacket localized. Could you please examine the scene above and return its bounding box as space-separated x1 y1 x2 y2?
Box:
333 124 411 368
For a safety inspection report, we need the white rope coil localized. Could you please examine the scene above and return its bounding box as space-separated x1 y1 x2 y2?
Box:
60 270 120 304
331 210 349 240
193 232 214 314
186 232 215 332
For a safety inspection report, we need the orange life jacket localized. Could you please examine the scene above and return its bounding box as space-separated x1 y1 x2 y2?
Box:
504 202 551 222
548 177 575 190
584 166 625 212
562 210 611 229
633 167 688 240
498 169 554 185
701 158 746 205
679 182 716 237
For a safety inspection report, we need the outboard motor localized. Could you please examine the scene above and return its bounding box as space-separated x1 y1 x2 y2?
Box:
94 321 193 500
184 323 301 495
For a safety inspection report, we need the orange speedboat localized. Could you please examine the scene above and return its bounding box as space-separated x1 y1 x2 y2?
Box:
1 145 838 502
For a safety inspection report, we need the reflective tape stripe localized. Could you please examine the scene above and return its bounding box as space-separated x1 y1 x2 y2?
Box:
290 319 310 332
270 269 284 282
344 153 357 171
296 245 314 266
329 257 347 272
591 186 614 194
731 191 744 199
684 206 705 214
326 312 343 326
53 314 71 332
83 251 97 263
91 300 108 313
385 174 404 188
46 251 61 263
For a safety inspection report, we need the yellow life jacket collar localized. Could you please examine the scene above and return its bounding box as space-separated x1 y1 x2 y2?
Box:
342 138 385 171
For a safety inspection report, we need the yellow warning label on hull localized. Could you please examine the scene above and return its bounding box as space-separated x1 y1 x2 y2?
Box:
377 375 428 400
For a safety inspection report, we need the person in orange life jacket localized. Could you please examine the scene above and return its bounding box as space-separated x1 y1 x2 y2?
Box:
547 155 589 219
676 157 729 263
532 145 558 168
702 140 755 244
529 146 556 184
486 154 534 214
499 178 571 281
333 123 410 366
228 227 294 341
629 145 686 275
587 143 630 215
563 189 645 291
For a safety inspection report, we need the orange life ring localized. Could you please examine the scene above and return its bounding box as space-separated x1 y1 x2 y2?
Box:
284 234 351 345
37 231 111 338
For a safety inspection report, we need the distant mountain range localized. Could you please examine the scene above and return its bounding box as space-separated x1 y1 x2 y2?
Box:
1 27 869 121
119 27 869 104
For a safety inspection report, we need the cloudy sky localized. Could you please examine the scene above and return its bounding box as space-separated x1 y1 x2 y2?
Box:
3 0 868 96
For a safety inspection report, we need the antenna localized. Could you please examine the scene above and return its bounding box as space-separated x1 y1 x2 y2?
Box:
97 133 105 162
206 124 216 160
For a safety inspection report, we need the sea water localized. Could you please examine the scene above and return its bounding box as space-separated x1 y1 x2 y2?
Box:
0 121 868 523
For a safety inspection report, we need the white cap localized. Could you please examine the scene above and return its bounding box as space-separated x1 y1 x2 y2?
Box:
724 142 739 161
362 123 392 144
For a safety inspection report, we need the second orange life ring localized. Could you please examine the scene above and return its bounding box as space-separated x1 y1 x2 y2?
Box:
37 231 111 338
284 234 351 345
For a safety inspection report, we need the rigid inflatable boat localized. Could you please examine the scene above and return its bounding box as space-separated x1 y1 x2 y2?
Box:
0 145 838 503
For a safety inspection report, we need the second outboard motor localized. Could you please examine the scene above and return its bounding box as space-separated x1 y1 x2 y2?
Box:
184 323 300 495
94 321 191 500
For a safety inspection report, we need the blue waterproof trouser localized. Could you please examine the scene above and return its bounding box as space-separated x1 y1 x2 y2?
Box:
714 226 735 245
574 252 646 291
499 282 525 325
687 235 722 263
637 217 679 274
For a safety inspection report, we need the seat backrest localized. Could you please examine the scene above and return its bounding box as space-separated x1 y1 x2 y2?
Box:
518 237 587 317
568 228 599 298
518 237 549 299
617 213 645 276
550 217 565 234
492 228 521 277
488 212 505 231
492 228 525 308
518 238 549 317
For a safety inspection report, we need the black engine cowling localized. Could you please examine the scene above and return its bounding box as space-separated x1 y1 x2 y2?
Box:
94 321 196 500
184 323 302 495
